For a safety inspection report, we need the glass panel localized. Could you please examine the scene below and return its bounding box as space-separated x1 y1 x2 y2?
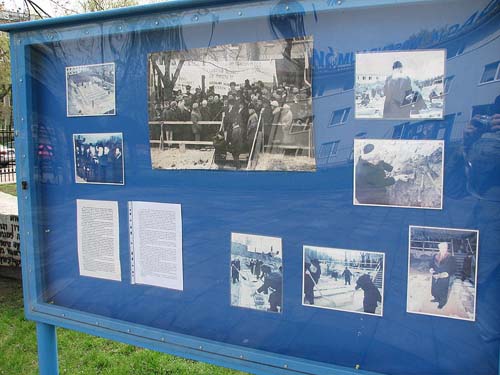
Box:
480 61 499 83
16 0 500 374
444 75 454 93
318 142 333 158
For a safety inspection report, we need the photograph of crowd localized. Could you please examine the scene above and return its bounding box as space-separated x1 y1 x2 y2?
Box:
353 139 444 209
147 37 315 171
230 233 283 313
73 133 124 185
355 50 445 119
66 63 116 117
303 246 384 316
407 226 478 321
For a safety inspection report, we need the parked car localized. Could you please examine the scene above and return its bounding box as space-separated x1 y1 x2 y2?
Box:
0 144 15 167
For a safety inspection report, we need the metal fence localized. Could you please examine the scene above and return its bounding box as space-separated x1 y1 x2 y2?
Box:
0 129 15 184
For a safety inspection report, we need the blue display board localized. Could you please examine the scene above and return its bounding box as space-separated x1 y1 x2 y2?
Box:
2 0 499 374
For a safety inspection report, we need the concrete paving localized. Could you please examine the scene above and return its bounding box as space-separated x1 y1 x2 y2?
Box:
0 190 19 278
0 191 18 215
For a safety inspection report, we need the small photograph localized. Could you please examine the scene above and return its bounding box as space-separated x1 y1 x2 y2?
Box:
303 246 384 316
73 133 124 185
230 233 283 313
148 37 314 171
407 226 479 321
355 50 445 119
353 139 444 209
66 63 116 117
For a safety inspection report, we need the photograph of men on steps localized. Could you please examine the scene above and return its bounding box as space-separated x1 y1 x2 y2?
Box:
147 37 315 171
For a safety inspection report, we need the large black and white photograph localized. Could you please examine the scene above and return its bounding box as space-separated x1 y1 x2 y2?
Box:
355 50 445 119
66 63 116 117
230 233 283 313
148 37 314 171
353 139 444 209
407 226 479 321
303 246 384 316
73 133 124 185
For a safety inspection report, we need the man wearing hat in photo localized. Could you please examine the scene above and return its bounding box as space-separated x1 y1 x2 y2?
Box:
355 143 409 205
191 103 203 142
212 95 223 121
246 107 259 149
166 100 179 121
177 99 191 121
193 87 204 103
200 99 210 121
228 121 244 169
382 60 413 118
228 81 238 97
261 98 274 146
256 266 283 312
304 258 321 305
288 87 301 116
279 104 293 128
271 100 281 124
223 95 240 142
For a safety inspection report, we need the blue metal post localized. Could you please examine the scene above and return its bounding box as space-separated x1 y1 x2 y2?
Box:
36 322 59 375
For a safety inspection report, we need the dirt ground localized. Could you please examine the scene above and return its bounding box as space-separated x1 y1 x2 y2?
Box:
0 275 21 299
151 148 216 170
151 148 316 171
254 153 316 171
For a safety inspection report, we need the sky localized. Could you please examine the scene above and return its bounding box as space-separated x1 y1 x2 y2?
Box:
3 0 152 17
356 50 446 80
232 233 282 257
305 246 384 262
5 0 83 17
74 132 122 145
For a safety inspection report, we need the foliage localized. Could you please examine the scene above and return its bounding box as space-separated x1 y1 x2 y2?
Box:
0 1 12 129
0 33 10 99
0 2 11 94
0 29 12 130
0 277 248 375
79 0 139 12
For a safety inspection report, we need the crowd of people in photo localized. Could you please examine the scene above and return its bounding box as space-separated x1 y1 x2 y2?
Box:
75 140 123 184
150 79 312 168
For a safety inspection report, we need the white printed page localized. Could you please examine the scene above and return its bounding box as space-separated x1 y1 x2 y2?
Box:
76 199 121 281
129 201 183 290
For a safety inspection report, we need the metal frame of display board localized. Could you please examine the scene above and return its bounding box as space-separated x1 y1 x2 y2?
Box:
1 0 498 374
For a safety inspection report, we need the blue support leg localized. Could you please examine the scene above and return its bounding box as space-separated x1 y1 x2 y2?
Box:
36 322 59 375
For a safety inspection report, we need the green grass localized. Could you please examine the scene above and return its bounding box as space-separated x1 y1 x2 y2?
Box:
0 277 249 375
0 183 17 196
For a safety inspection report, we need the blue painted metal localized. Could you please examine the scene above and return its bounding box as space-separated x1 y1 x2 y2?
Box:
9 33 44 315
36 323 59 375
0 0 437 33
29 308 379 375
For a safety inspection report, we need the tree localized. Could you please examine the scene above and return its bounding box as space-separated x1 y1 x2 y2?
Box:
0 6 12 129
0 33 11 102
0 33 12 128
79 0 138 12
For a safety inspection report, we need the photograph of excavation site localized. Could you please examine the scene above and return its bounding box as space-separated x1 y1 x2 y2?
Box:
147 37 315 171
